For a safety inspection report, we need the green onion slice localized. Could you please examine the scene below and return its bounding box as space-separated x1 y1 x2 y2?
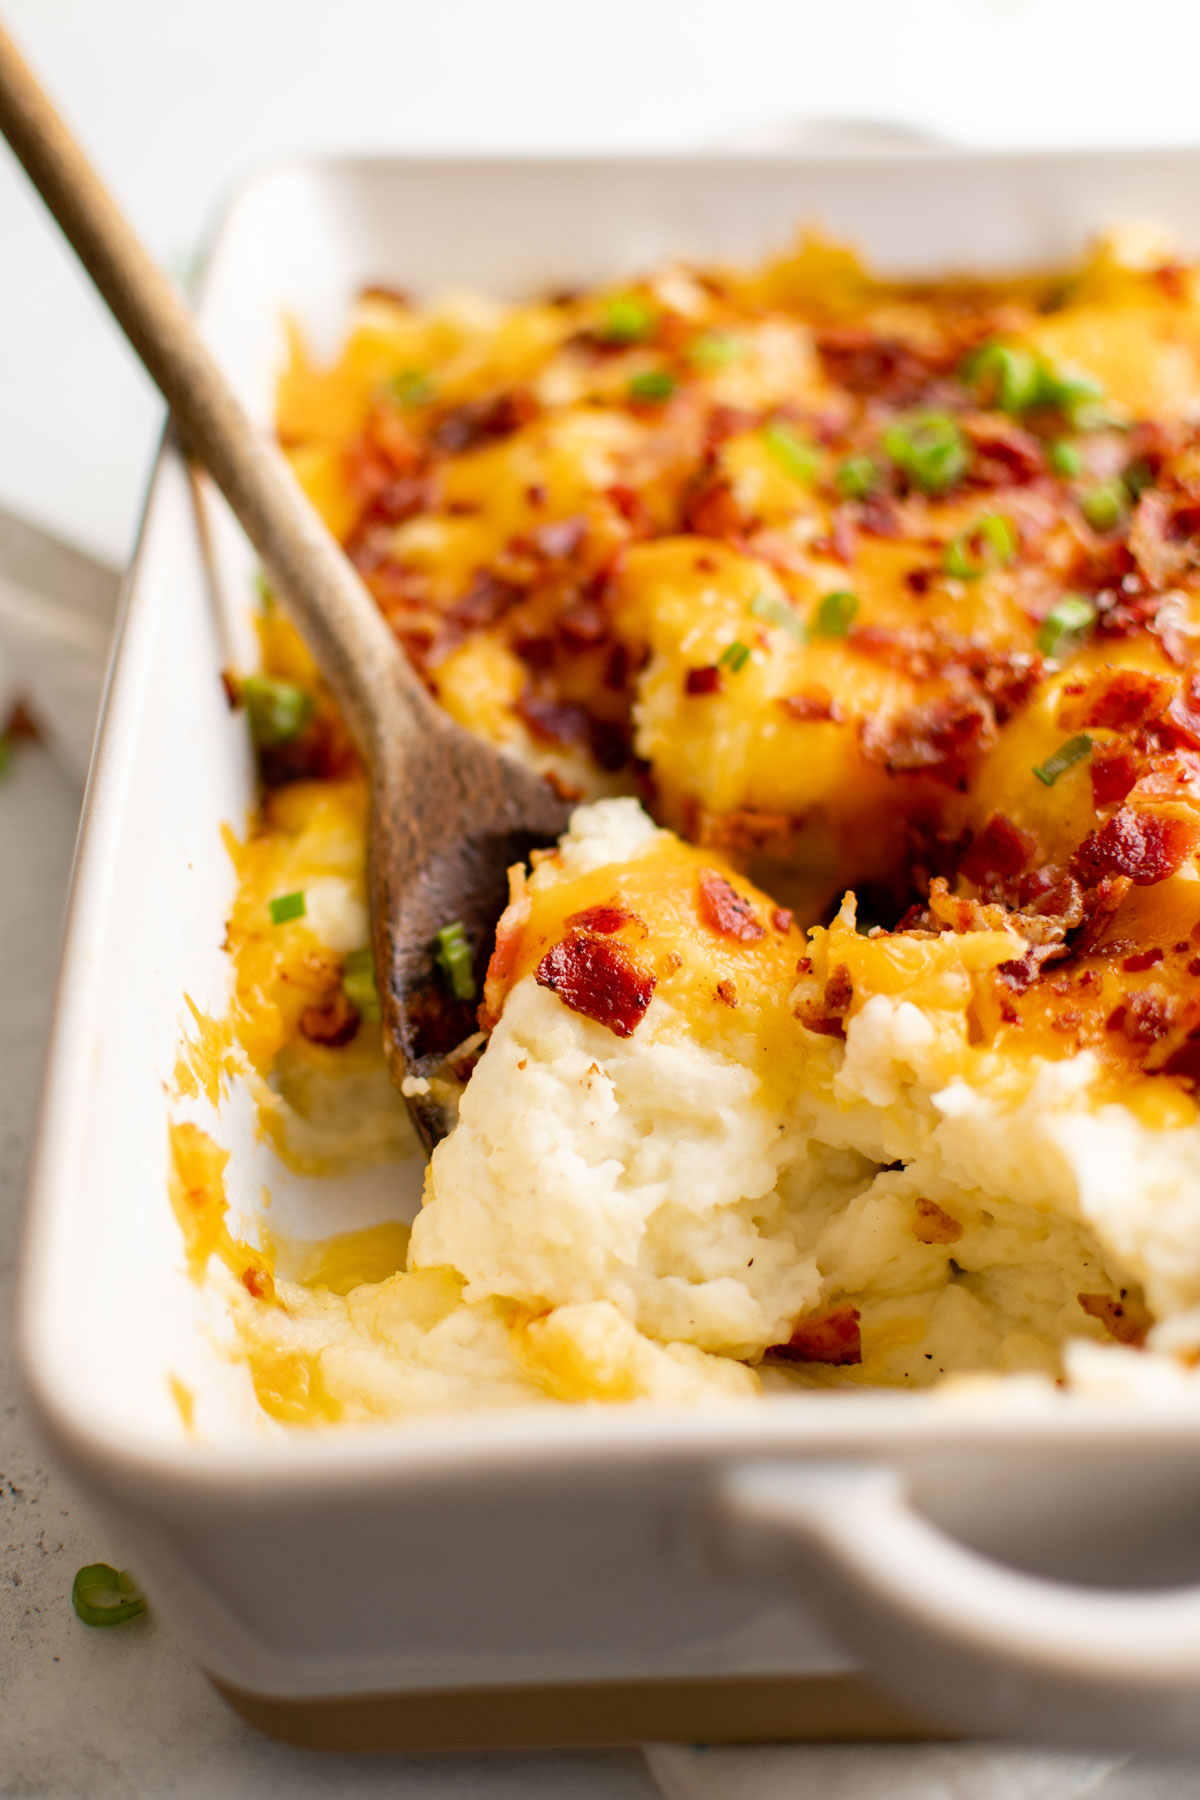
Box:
241 675 313 748
269 890 306 926
813 590 859 638
964 341 1042 414
601 294 658 344
1049 439 1084 478
1036 594 1096 658
882 412 969 496
434 921 477 1001
253 571 275 613
1123 457 1155 499
1035 362 1104 414
629 369 676 403
342 947 381 1022
1081 481 1128 533
749 592 807 640
388 369 434 407
943 513 1018 581
762 421 819 485
836 453 879 500
72 1564 147 1628
1033 733 1093 787
718 639 752 673
689 331 743 368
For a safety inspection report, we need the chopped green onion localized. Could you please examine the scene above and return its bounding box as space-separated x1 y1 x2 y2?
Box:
689 331 743 368
1033 734 1093 788
749 592 807 640
434 921 476 1001
836 453 879 500
629 369 676 403
882 412 969 496
241 675 313 748
965 341 1042 414
813 590 859 638
1036 593 1096 658
1123 457 1156 499
601 294 658 344
72 1563 146 1628
762 421 819 485
1036 362 1104 415
1081 481 1128 533
388 369 434 407
253 571 275 613
943 513 1018 581
718 639 752 673
269 890 306 926
1049 439 1084 478
342 947 381 1022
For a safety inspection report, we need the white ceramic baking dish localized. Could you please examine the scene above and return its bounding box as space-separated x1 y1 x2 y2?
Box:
21 150 1200 1754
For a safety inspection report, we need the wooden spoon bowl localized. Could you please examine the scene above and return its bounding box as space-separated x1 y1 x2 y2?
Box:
0 22 571 1149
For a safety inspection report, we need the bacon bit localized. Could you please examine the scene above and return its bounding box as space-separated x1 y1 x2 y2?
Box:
824 964 854 1015
1072 808 1200 887
682 475 750 542
241 1266 274 1302
828 506 858 565
1161 684 1200 752
514 635 555 672
535 932 656 1038
1129 488 1195 591
606 483 653 535
861 693 996 775
526 482 548 508
299 989 361 1048
565 903 641 935
780 687 843 723
770 1303 862 1367
605 644 631 692
715 979 739 1007
795 955 813 975
815 326 951 402
959 813 1036 887
1071 875 1133 955
544 769 585 804
557 602 609 651
1147 993 1200 1083
906 566 935 596
697 808 793 853
686 665 723 696
447 569 525 637
1078 1291 1150 1348
772 907 794 933
696 868 766 942
1189 956 1200 977
857 495 902 538
1155 263 1188 301
1111 985 1176 1046
1091 748 1138 809
515 689 590 749
963 415 1045 487
913 1198 963 1245
432 387 538 455
1062 669 1172 734
1123 947 1164 971
1051 1008 1082 1034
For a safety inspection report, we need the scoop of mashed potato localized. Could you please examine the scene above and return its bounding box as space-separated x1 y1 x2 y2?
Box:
237 797 1200 1423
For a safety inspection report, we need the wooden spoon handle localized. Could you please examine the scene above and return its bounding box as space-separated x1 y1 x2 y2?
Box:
0 21 434 750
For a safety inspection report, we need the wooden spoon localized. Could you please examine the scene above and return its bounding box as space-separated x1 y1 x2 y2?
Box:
0 23 571 1150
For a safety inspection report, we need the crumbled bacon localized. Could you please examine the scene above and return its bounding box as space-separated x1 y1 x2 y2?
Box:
532 516 588 561
565 903 640 935
1123 947 1164 971
1072 808 1200 887
1109 985 1176 1045
1061 669 1172 734
963 414 1045 487
769 1303 862 1366
241 1266 274 1302
861 692 996 775
772 907 794 933
557 601 609 651
696 868 766 941
432 387 539 455
682 474 749 541
959 813 1036 889
685 665 722 696
780 686 843 723
535 932 656 1038
715 978 739 1007
1091 748 1138 809
815 327 952 403
299 989 361 1048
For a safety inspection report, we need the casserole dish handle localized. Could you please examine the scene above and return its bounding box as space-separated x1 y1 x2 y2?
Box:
717 1461 1200 1750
